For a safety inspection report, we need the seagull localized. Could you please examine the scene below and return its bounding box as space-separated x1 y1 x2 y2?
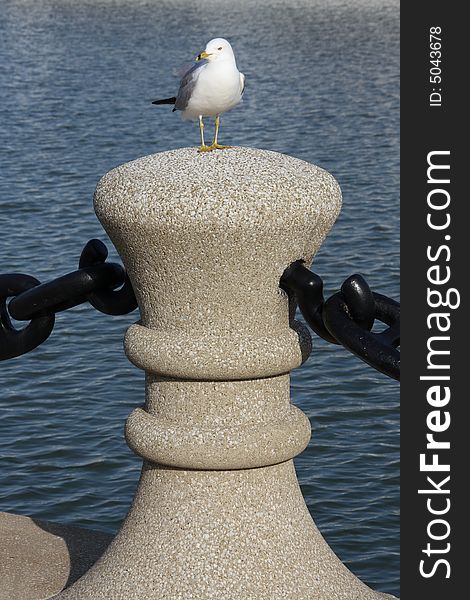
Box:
152 38 245 152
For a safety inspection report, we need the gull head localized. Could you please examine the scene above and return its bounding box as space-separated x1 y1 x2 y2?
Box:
196 38 235 62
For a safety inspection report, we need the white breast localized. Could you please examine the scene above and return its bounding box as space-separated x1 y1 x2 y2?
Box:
183 61 243 120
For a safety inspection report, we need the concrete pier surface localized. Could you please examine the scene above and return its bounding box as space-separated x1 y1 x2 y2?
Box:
1 148 398 599
0 511 111 599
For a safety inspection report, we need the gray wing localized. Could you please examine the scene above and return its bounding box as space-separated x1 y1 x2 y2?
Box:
174 60 207 111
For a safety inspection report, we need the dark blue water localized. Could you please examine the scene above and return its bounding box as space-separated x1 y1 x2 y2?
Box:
0 0 399 596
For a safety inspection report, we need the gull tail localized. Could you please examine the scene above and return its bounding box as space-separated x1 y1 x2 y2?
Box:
152 97 176 105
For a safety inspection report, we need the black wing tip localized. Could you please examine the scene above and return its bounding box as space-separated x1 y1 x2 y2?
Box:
151 97 177 105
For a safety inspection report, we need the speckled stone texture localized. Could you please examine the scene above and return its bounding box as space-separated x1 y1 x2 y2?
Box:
57 147 397 599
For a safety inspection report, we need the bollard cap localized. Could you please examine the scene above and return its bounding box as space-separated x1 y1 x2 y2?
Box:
94 147 341 380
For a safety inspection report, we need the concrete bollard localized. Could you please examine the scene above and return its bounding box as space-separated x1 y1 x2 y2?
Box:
58 147 397 599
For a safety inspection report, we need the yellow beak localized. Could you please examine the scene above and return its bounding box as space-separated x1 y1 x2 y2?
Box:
196 50 211 61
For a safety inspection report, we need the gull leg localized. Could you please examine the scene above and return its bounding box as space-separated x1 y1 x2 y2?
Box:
198 116 212 152
210 115 232 150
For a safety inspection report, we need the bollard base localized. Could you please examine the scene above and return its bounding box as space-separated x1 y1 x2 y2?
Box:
56 462 397 600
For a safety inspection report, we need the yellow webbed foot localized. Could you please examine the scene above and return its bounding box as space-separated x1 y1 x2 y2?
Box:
210 143 232 150
198 145 213 153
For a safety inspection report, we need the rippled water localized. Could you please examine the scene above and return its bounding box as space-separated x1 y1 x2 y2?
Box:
0 0 399 596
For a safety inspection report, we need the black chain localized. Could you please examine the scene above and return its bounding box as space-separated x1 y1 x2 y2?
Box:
2 247 400 380
280 261 400 381
1 240 137 361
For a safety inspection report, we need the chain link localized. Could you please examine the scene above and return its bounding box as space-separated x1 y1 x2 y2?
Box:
280 261 400 380
0 240 137 361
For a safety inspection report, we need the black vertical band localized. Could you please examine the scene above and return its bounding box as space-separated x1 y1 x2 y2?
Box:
401 3 466 598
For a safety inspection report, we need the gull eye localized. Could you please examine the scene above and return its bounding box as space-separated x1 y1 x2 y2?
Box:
218 46 223 50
